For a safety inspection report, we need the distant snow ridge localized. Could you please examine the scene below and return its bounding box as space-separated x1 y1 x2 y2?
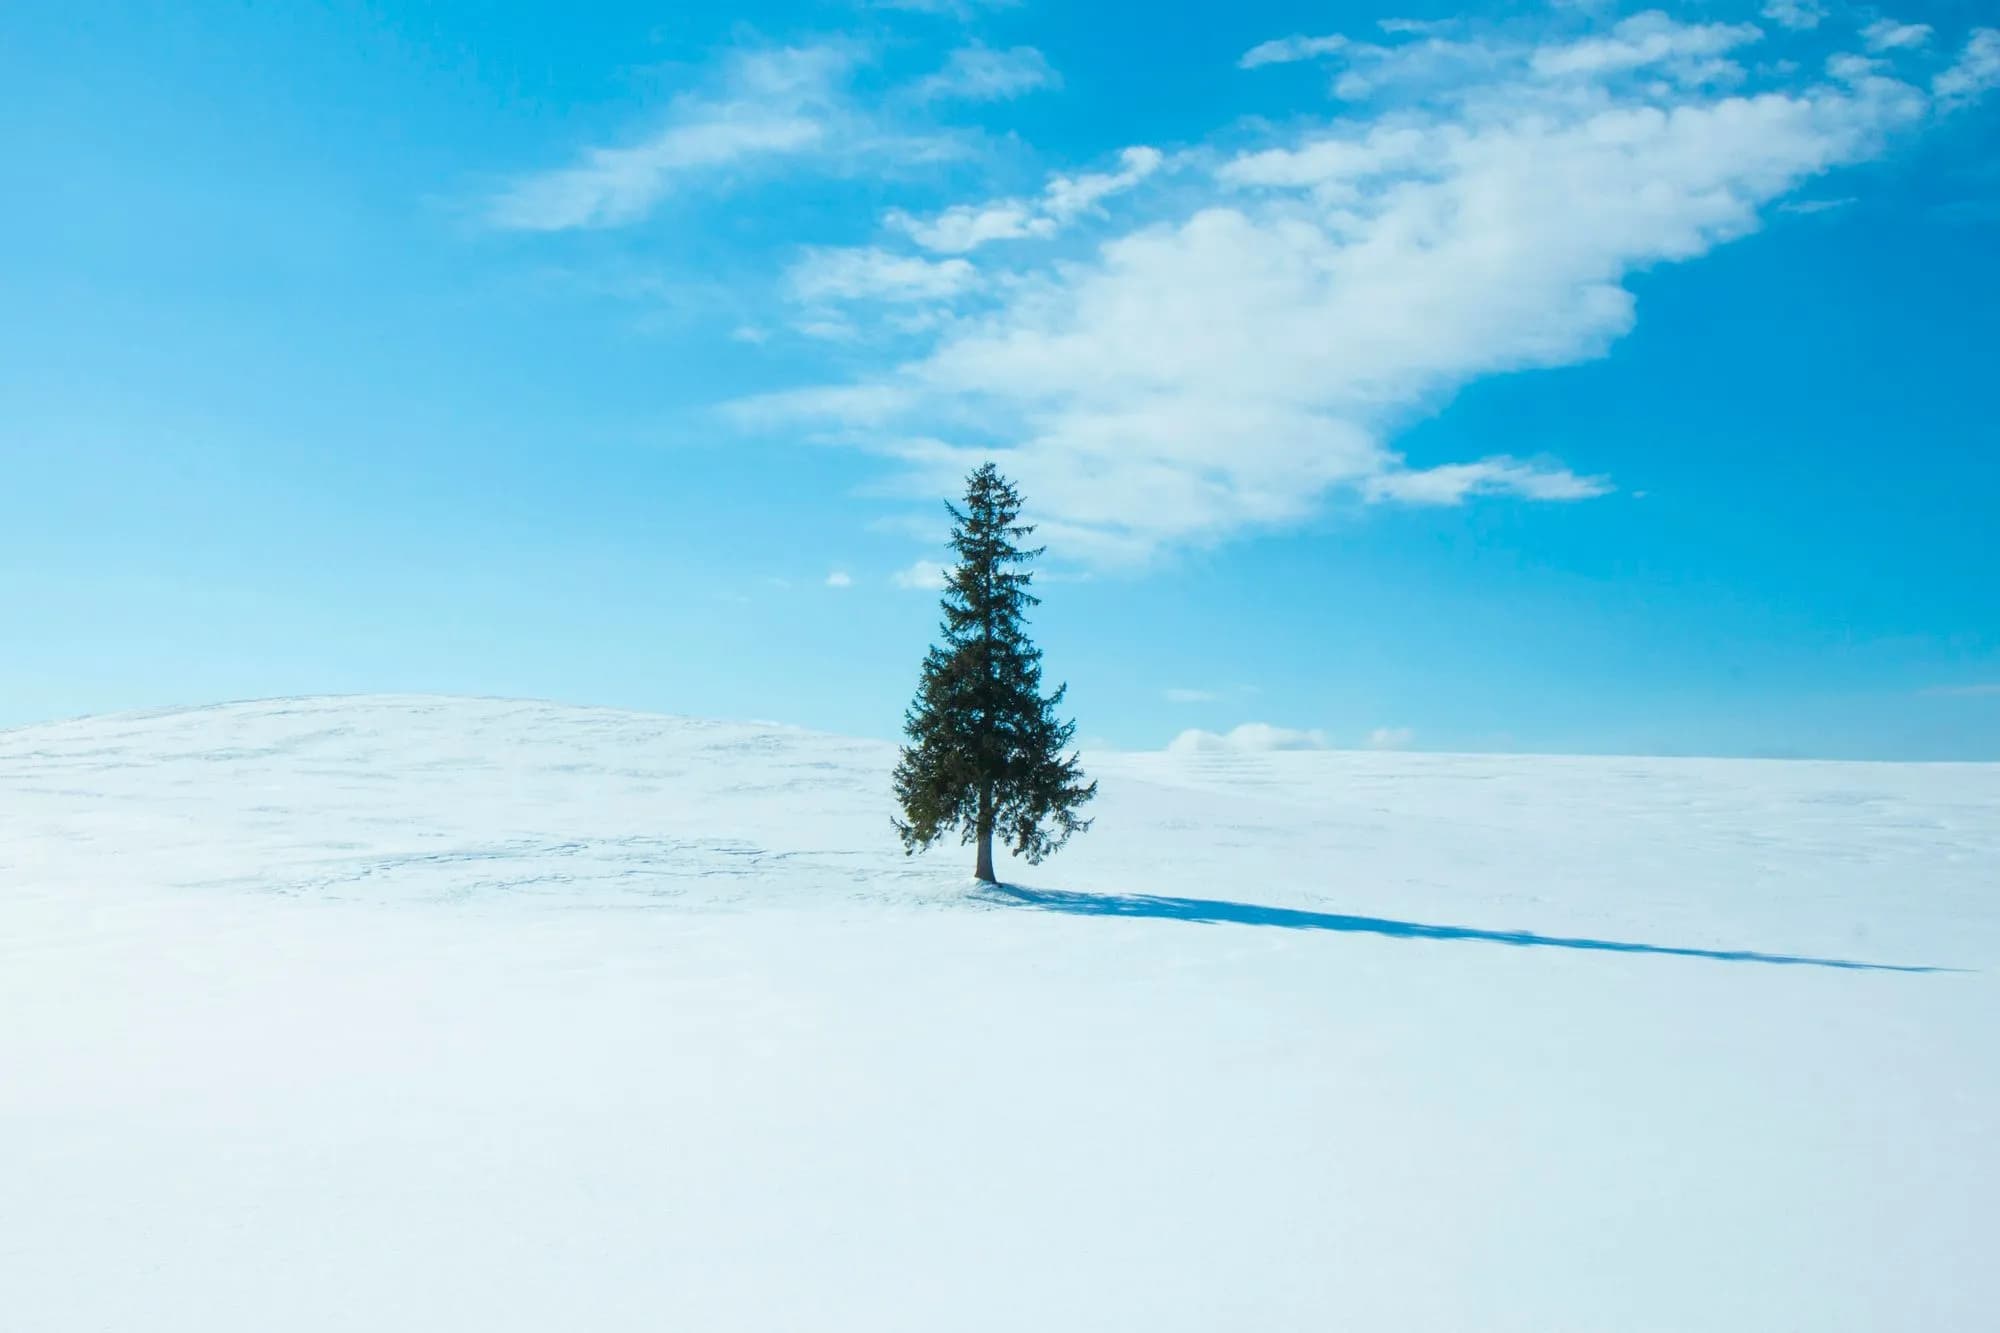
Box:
0 696 905 906
1 694 1996 966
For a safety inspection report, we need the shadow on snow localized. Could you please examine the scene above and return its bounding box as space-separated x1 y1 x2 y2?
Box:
980 883 1953 974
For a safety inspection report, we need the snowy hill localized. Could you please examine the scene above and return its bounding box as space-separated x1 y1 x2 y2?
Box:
3 696 1996 1330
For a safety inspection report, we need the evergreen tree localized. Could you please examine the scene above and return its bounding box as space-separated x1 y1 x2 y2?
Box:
894 464 1096 883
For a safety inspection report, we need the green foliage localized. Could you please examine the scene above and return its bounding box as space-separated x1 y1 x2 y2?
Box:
893 464 1097 875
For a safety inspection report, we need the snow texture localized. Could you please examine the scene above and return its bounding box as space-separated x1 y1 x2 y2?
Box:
3 696 1995 1330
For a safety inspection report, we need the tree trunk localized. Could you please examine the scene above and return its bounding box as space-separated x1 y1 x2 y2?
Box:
975 782 997 883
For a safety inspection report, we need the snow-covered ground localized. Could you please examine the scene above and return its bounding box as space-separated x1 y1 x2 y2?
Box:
3 695 1995 1330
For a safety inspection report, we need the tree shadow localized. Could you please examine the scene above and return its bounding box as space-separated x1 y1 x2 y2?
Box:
980 883 1954 973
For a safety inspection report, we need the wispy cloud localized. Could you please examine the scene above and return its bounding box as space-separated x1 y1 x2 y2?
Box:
489 118 818 230
487 42 968 231
790 248 979 303
1936 29 2000 109
916 43 1059 101
1862 19 1933 54
1363 458 1612 506
1379 19 1459 38
825 570 854 588
892 559 948 590
1365 726 1415 750
1530 13 1761 80
488 45 848 231
1238 34 1349 70
729 14 1991 568
1283 13 1766 102
886 145 1165 252
1761 0 1825 32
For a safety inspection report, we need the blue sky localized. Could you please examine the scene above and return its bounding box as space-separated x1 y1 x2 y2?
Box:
3 0 1997 757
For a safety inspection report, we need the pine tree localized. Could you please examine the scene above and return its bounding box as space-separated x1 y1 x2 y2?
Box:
893 463 1097 883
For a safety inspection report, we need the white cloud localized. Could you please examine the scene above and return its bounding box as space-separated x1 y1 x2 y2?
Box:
781 248 979 339
1044 147 1167 221
489 45 848 230
1778 196 1855 215
790 248 979 303
790 315 857 342
487 43 970 231
1530 14 1762 81
825 570 854 588
917 44 1059 102
888 200 1047 252
887 145 1166 253
490 118 821 231
734 15 1978 567
1936 29 2000 109
1164 688 1218 703
1825 52 1888 83
1307 15 1765 102
1363 458 1612 506
1365 726 1415 750
1862 19 1933 53
1167 723 1330 754
1761 0 1824 31
1239 35 1349 70
893 559 949 590
1380 19 1458 38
